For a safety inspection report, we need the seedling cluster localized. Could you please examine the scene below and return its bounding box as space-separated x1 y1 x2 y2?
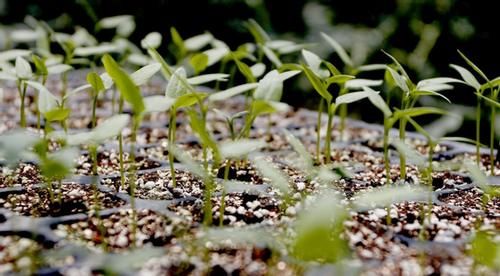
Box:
0 15 498 275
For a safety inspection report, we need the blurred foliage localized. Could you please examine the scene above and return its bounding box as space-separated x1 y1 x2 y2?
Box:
0 0 498 140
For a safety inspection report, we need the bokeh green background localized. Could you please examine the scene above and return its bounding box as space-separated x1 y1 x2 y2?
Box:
1 0 498 140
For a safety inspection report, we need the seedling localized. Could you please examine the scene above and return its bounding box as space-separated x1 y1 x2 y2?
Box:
451 50 500 174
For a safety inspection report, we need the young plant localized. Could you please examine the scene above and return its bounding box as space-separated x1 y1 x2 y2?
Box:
451 51 500 174
383 51 459 179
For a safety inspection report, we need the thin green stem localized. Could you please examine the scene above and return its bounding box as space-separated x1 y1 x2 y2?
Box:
18 81 27 128
128 115 140 248
316 98 324 163
219 160 231 226
399 117 407 180
476 94 481 166
169 109 177 187
338 87 348 141
489 89 497 175
118 98 125 190
324 102 335 164
383 121 391 185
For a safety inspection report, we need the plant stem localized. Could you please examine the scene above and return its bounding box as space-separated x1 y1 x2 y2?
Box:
219 160 231 226
324 102 335 164
383 121 391 185
399 117 407 180
338 87 348 141
316 98 324 163
128 115 140 248
476 94 481 166
118 98 125 190
489 91 497 175
169 109 177 187
18 81 27 128
203 177 214 226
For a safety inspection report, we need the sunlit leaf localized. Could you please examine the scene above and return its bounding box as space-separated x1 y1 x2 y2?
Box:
302 64 332 102
45 108 70 122
130 63 161 86
173 92 207 109
141 32 162 49
335 90 378 105
0 130 41 166
102 54 144 114
0 50 32 62
15 56 33 79
320 32 353 67
47 64 72 75
26 81 59 114
262 45 282 68
219 139 266 159
302 49 329 79
86 72 105 92
92 114 130 142
143 96 174 113
190 53 208 74
353 185 430 211
187 73 229 85
208 83 258 102
165 67 188 98
457 50 489 83
345 79 382 89
204 47 229 67
74 44 120 56
184 33 214 51
250 63 266 78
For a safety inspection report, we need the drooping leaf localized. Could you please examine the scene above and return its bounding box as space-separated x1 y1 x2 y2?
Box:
364 87 392 118
47 64 72 75
345 79 382 89
394 107 446 120
335 90 378 105
86 72 105 92
353 185 430 211
392 139 426 168
184 33 213 51
130 63 161 86
320 32 353 67
143 96 174 113
189 53 208 74
261 45 282 68
45 108 71 122
457 50 489 83
326 75 355 87
102 54 145 114
250 63 266 78
301 49 329 78
0 50 32 62
187 73 229 85
219 139 266 159
254 70 284 101
302 64 332 102
208 83 259 102
204 47 229 67
173 92 207 109
15 56 33 79
140 32 162 49
252 157 290 194
245 19 270 44
26 81 59 114
283 129 314 172
165 67 189 98
450 64 481 90
386 66 409 93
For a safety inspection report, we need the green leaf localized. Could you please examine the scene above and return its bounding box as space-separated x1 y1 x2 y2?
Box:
413 90 451 103
0 72 17 81
283 129 314 172
0 130 41 167
92 114 130 142
143 96 174 113
345 79 383 89
353 185 430 211
45 108 70 122
41 148 79 180
386 66 409 93
464 161 490 188
219 139 266 159
475 92 500 108
184 33 213 51
364 87 392 118
208 83 259 102
32 55 48 77
251 100 279 117
47 64 72 75
187 73 229 85
169 144 207 179
170 27 186 57
261 45 282 68
204 47 229 67
302 64 332 102
358 64 387 72
102 54 145 115
250 63 266 78
457 50 489 83
326 75 355 87
26 81 59 114
232 56 256 83
15 56 33 79
173 92 207 109
252 157 290 194
147 48 173 79
245 19 270 44
74 44 120 56
392 139 426 168
187 110 219 163
382 50 411 81
480 76 500 91
130 63 161 86
471 232 500 269
140 32 162 49
336 90 377 105
301 49 329 79
0 49 32 62
165 67 189 98
320 32 353 67
254 70 284 101
86 72 105 92
394 107 446 120
189 53 208 74
450 64 481 90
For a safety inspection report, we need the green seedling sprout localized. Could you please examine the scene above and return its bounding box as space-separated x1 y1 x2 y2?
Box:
212 109 249 140
383 51 459 180
451 50 500 174
320 32 387 140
